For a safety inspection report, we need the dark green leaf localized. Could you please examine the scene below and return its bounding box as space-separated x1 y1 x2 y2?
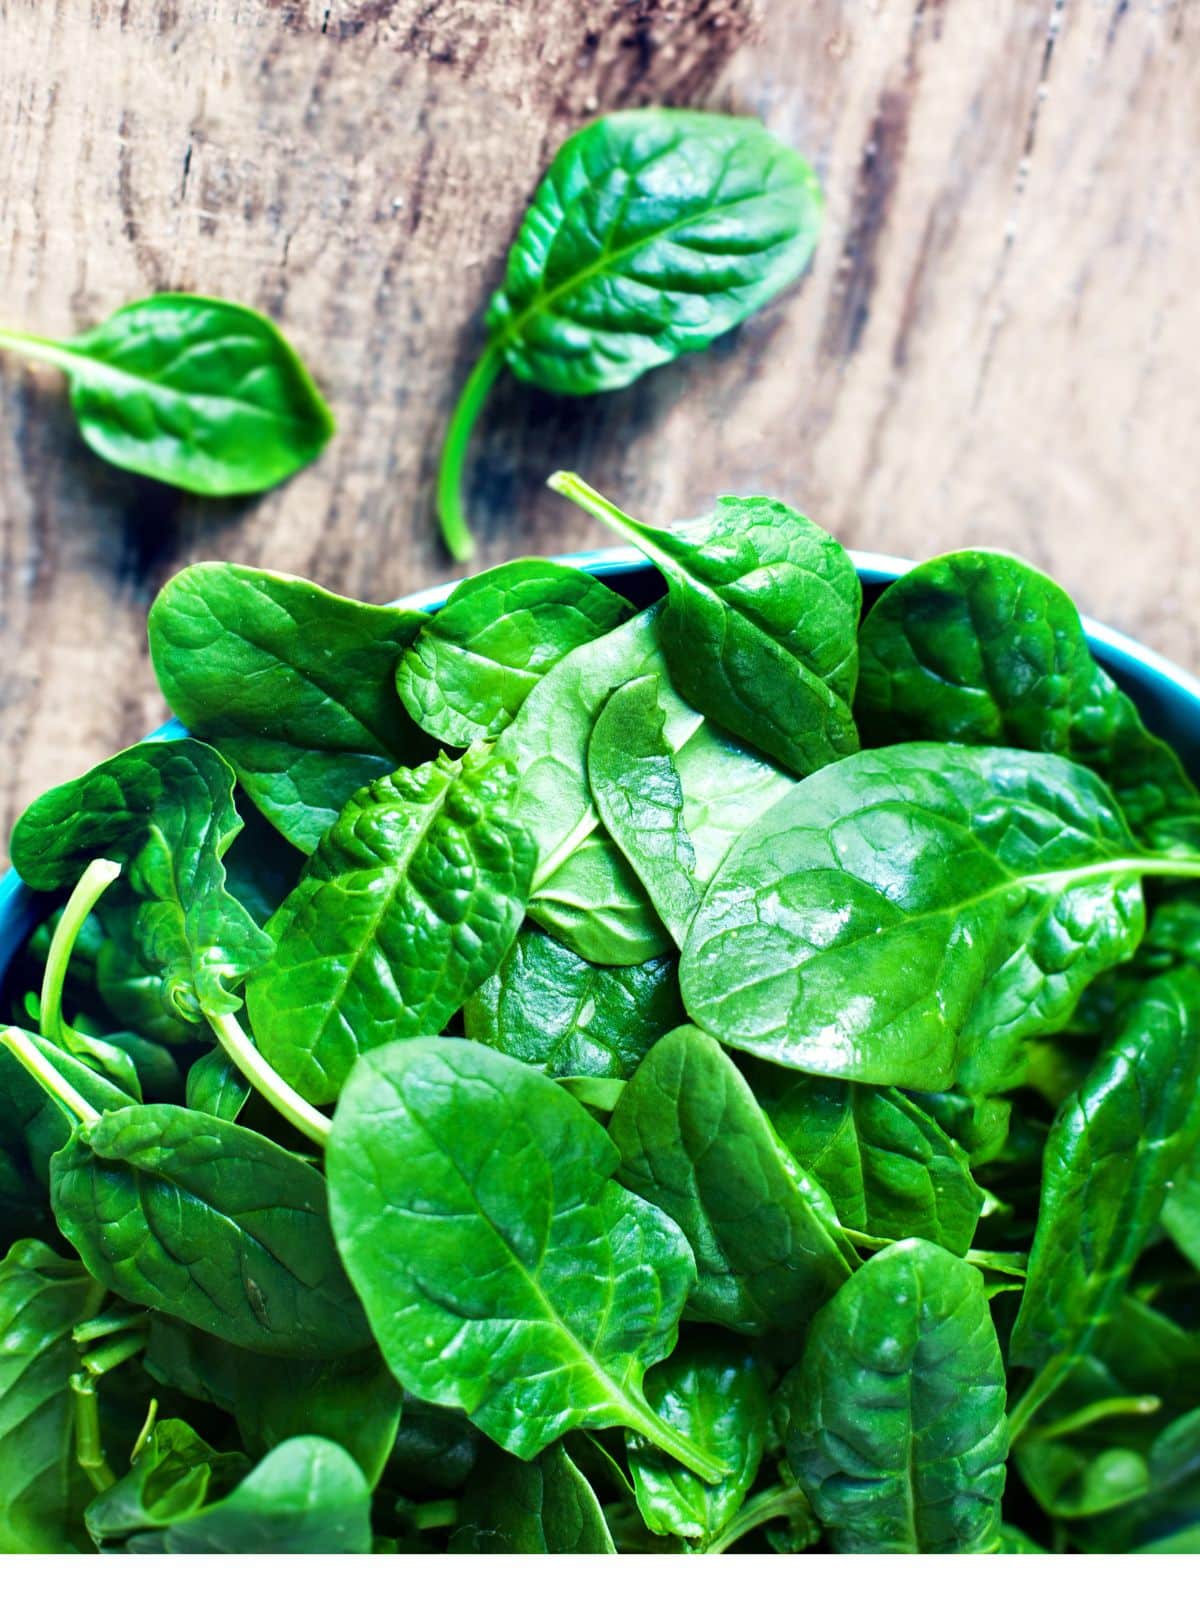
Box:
463 927 683 1079
1 1028 139 1186
609 1026 855 1335
0 295 333 495
85 1417 249 1549
51 1102 370 1358
148 562 427 851
389 1398 480 1495
397 559 633 745
450 1444 615 1553
246 746 535 1103
185 1047 249 1122
787 1238 1008 1553
682 744 1147 1091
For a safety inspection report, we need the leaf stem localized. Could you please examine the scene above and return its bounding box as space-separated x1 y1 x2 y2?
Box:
74 1309 149 1346
548 470 654 544
207 1011 332 1149
0 327 74 372
627 1394 727 1485
0 1027 101 1125
71 1373 116 1493
1025 1392 1160 1445
435 338 507 563
82 1330 148 1378
703 1484 814 1555
1007 1356 1071 1443
39 858 122 1048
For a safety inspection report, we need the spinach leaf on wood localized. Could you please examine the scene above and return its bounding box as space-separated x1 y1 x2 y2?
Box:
9 739 271 1022
786 1238 1008 1553
437 109 822 558
1009 967 1200 1427
609 1026 855 1335
463 928 683 1080
148 563 428 852
50 1102 370 1359
246 746 535 1104
0 1239 104 1553
553 474 861 775
855 550 1200 853
450 1444 615 1554
397 559 633 745
627 1334 767 1546
768 1078 984 1255
0 294 333 495
681 744 1150 1091
327 1037 724 1479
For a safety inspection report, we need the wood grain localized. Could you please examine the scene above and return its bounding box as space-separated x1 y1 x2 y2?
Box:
1 0 1197 849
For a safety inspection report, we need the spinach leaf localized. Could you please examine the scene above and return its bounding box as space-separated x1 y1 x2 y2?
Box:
10 739 271 1022
247 746 535 1104
397 559 633 745
450 1444 615 1553
1 1029 138 1187
1163 1150 1200 1272
553 474 861 775
855 549 1200 853
463 928 683 1079
185 1047 250 1123
121 1436 372 1553
528 832 671 964
143 1316 402 1487
681 743 1152 1091
0 295 333 495
390 1399 481 1495
85 1418 249 1550
627 1334 767 1545
148 563 428 852
786 1238 1008 1553
437 109 821 558
768 1078 984 1254
50 1102 370 1358
589 674 701 945
0 1239 104 1553
327 1037 724 1480
609 1026 855 1334
1009 967 1200 1432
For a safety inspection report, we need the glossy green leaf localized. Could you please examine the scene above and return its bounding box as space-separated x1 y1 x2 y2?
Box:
787 1238 1008 1553
554 475 861 775
148 563 427 851
185 1047 249 1123
529 832 670 964
123 1436 372 1553
1 1028 139 1186
85 1417 249 1549
0 1239 104 1553
1163 1150 1200 1272
463 927 683 1079
0 295 333 495
856 549 1200 853
1010 968 1200 1415
397 559 633 745
450 1444 615 1553
51 1102 370 1358
327 1037 723 1479
247 746 535 1103
609 1026 855 1334
10 739 271 1022
682 744 1149 1090
768 1078 984 1254
627 1334 767 1545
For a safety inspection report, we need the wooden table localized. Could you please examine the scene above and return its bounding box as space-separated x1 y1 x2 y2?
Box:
2 0 1197 845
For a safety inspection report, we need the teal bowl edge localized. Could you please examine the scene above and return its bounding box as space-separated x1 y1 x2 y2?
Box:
4 546 1200 977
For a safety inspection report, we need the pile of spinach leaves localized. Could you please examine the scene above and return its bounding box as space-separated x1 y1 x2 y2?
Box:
3 498 1199 1555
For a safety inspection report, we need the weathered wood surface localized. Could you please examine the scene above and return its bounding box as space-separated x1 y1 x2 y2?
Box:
2 0 1197 847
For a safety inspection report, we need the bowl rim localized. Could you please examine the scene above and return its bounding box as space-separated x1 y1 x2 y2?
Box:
4 545 1200 973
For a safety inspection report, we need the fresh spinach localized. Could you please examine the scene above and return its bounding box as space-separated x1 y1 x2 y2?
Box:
450 1444 615 1554
437 110 821 558
0 294 333 495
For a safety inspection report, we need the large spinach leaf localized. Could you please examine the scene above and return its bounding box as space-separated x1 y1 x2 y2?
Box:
463 928 683 1079
609 1026 855 1334
397 559 633 745
450 1444 615 1553
148 563 427 851
856 550 1200 853
554 473 861 775
327 1037 723 1479
682 744 1152 1091
787 1238 1008 1553
247 746 534 1103
0 294 332 495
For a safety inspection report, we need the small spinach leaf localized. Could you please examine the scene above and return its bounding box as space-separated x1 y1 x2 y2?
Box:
529 831 671 964
85 1417 249 1550
450 1444 615 1553
185 1047 249 1123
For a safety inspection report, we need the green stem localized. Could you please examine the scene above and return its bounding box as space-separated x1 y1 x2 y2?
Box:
74 1309 148 1346
703 1484 813 1555
71 1374 116 1493
131 1398 159 1464
0 1026 100 1124
1007 1356 1072 1443
208 1011 332 1149
39 858 122 1048
627 1394 727 1485
408 1499 458 1531
1026 1393 1160 1445
82 1330 148 1378
0 327 76 373
435 339 507 563
548 470 654 545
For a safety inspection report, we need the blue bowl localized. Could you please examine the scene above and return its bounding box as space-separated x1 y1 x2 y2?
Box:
4 548 1200 982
